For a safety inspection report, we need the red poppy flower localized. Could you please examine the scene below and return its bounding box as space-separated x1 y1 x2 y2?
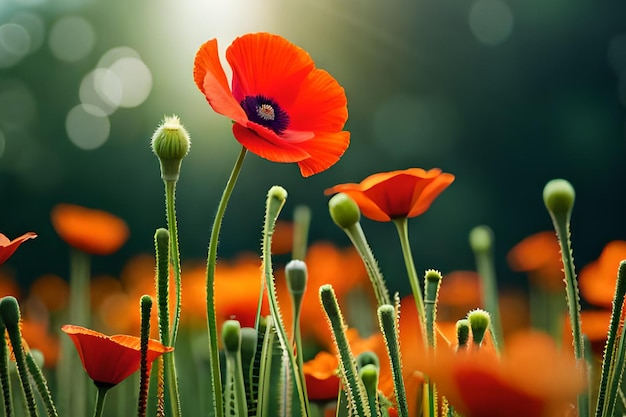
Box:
324 168 455 222
61 324 173 386
51 204 129 255
193 32 350 177
0 232 36 265
416 331 585 417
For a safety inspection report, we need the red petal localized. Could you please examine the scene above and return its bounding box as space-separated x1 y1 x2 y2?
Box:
0 232 37 265
193 39 247 124
232 123 310 162
295 131 351 177
407 172 455 217
226 33 314 104
287 68 348 132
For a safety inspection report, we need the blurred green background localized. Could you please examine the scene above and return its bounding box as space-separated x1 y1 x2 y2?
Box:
1 0 626 297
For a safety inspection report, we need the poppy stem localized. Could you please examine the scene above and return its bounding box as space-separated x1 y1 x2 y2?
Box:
138 295 153 417
469 226 503 353
392 218 426 343
154 229 182 417
596 262 626 417
92 385 111 417
378 303 410 417
319 285 370 417
262 186 311 417
543 179 589 417
0 297 38 417
66 248 90 417
164 179 183 345
292 205 311 261
0 313 14 417
206 145 248 417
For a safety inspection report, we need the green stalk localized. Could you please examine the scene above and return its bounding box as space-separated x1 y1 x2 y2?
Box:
206 146 248 417
292 205 311 261
25 352 58 417
469 226 503 352
165 180 183 344
91 385 111 417
138 295 153 417
319 285 370 417
261 186 309 417
544 179 588 417
392 218 425 328
595 261 626 417
0 297 37 417
0 315 13 417
378 304 409 417
66 249 90 417
154 229 181 417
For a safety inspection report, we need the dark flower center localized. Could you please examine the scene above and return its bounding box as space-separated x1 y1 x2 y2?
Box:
240 95 289 135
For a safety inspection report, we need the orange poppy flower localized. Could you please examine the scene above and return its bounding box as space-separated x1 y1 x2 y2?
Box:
193 32 350 177
0 232 36 265
416 331 585 417
507 231 564 292
579 240 626 308
303 351 340 401
29 273 69 313
61 324 173 386
51 204 129 255
324 168 455 222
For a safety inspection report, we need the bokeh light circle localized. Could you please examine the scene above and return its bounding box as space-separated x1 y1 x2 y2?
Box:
0 23 31 68
468 0 514 46
107 57 152 108
10 12 45 54
65 104 110 150
49 16 95 62
79 68 121 115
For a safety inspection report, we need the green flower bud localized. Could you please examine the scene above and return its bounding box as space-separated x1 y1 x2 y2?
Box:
151 115 191 181
469 225 493 254
268 185 288 202
543 179 575 219
328 193 361 229
221 320 242 354
285 260 308 296
467 309 491 346
356 351 380 371
240 327 258 366
455 318 470 349
359 363 379 396
0 296 21 328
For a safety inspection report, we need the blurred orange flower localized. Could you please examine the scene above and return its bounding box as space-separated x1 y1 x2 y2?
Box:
324 168 454 222
21 319 60 367
29 274 69 313
303 351 340 401
0 232 36 265
61 324 173 386
193 32 350 177
51 204 129 255
437 270 482 322
507 231 564 292
578 240 626 308
416 331 585 417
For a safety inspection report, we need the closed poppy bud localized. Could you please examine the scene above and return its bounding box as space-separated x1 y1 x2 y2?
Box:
222 320 242 354
469 225 493 255
0 296 20 328
151 115 191 181
467 309 491 346
285 260 307 296
328 193 360 229
456 318 471 349
543 179 575 219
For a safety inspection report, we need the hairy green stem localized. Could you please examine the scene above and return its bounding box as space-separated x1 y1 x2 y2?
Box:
206 146 248 417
